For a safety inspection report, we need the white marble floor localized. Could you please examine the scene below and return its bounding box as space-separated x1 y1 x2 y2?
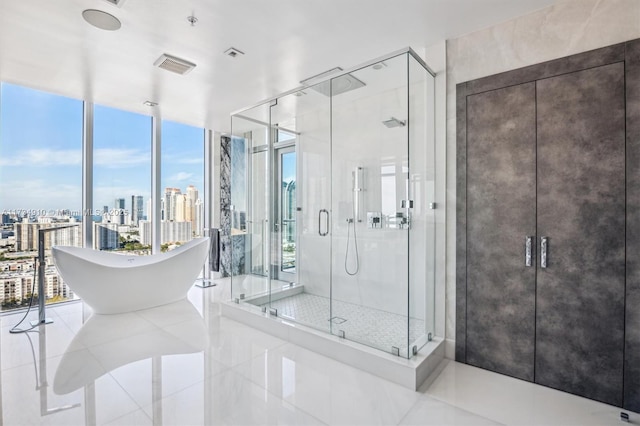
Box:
0 279 632 425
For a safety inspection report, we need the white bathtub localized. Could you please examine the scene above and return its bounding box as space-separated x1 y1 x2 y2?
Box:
52 237 210 314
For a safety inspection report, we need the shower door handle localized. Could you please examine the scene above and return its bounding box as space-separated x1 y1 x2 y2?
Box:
541 236 548 269
525 236 533 267
318 209 329 236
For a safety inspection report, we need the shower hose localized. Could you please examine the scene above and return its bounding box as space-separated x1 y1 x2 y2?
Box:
345 189 360 276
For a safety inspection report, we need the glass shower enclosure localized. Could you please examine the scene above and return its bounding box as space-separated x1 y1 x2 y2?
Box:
229 49 436 358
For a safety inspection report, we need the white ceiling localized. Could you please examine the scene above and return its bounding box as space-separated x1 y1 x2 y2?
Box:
0 0 556 132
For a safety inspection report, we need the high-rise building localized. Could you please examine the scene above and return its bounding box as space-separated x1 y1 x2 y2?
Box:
139 220 192 245
164 188 181 222
194 198 204 237
284 181 296 243
175 193 186 222
94 223 119 250
186 185 198 225
139 220 151 246
114 198 125 225
131 195 144 225
15 221 81 251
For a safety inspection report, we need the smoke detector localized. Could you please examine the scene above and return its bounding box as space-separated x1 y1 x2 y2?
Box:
154 54 196 75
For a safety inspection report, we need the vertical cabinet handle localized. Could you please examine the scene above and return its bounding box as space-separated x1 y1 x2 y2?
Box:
318 209 329 236
525 236 533 267
541 236 548 269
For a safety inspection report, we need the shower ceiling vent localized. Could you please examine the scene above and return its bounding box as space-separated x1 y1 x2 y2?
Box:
154 54 197 75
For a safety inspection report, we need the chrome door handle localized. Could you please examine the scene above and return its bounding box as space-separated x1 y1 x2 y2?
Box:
318 209 329 236
541 236 548 269
525 236 533 267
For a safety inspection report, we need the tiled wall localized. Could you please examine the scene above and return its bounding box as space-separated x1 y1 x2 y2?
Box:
219 135 246 277
445 0 640 349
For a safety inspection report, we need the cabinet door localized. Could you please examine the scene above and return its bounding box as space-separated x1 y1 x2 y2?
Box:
536 62 626 406
466 82 537 381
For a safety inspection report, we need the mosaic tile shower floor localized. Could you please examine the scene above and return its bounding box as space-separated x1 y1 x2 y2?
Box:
258 292 426 354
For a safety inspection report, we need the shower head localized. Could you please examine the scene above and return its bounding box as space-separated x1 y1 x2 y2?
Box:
307 73 366 97
382 117 406 128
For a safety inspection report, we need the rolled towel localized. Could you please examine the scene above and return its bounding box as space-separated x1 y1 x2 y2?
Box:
210 228 220 272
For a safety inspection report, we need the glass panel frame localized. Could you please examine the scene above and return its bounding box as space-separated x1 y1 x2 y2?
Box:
229 105 272 309
229 48 436 359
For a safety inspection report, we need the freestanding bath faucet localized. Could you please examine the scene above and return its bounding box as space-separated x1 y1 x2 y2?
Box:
32 224 80 327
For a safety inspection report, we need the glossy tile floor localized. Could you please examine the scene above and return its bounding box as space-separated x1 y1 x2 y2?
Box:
0 279 631 425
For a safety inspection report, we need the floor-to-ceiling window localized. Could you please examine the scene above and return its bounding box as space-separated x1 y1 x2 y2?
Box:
160 121 205 252
93 104 152 254
0 83 83 311
0 82 211 312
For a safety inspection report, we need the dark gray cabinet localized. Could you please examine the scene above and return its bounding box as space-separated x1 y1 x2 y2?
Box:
536 62 626 406
466 83 536 382
457 41 637 409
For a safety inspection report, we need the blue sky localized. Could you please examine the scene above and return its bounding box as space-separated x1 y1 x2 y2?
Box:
0 83 204 215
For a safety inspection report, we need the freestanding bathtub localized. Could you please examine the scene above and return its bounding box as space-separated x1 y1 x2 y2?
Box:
52 237 210 314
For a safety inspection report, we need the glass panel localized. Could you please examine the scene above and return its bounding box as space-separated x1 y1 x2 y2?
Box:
409 53 437 352
259 87 331 331
93 105 152 255
330 53 411 357
0 83 83 312
161 121 205 252
230 104 271 305
279 149 296 275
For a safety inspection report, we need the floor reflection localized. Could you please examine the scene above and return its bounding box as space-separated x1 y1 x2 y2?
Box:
54 299 207 394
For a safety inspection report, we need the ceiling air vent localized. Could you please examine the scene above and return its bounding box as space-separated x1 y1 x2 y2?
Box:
154 54 196 75
102 0 127 7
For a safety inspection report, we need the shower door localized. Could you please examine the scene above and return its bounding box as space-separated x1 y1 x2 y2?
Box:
267 87 333 330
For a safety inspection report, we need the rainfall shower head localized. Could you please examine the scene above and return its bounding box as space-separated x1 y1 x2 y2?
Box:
307 73 366 97
382 117 406 128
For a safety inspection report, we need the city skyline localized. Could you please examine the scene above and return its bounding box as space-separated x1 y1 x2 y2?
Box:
0 83 205 213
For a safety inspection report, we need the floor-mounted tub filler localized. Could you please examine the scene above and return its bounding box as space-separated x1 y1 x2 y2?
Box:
52 237 210 314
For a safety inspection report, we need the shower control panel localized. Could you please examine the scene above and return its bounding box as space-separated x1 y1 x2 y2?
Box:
367 212 382 229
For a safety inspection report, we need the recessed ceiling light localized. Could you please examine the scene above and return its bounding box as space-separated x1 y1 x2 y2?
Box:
224 47 244 58
82 9 121 31
143 101 158 107
372 61 387 70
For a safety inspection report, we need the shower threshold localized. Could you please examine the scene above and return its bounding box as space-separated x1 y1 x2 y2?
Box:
221 287 445 390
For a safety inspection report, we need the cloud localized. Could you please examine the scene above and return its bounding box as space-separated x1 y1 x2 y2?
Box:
94 149 150 168
169 172 194 182
0 148 150 168
0 149 81 166
0 179 81 211
176 158 203 165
